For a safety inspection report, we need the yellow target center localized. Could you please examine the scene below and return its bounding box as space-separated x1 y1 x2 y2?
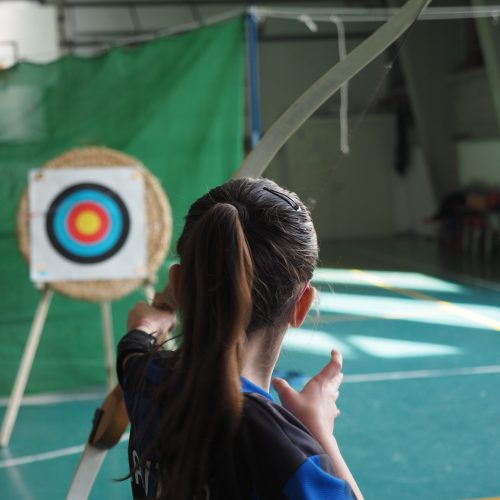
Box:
75 210 102 235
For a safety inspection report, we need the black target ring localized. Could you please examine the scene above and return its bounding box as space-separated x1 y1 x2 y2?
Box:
46 183 130 264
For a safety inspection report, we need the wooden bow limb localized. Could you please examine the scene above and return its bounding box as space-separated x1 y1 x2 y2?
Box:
66 386 129 500
66 288 173 499
67 1 432 496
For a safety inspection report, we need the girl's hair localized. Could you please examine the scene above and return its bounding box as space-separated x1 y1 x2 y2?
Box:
154 177 318 498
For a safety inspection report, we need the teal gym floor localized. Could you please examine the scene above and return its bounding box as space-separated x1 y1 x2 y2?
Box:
1 238 499 499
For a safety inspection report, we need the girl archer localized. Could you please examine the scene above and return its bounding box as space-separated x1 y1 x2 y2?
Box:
117 177 363 499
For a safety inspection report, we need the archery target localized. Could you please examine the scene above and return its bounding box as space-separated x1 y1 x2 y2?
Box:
46 183 129 264
29 167 146 282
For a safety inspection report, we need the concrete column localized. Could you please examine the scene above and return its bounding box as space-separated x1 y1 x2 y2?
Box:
388 1 466 199
472 0 500 134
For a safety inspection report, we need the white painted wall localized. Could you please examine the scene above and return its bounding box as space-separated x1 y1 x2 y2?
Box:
449 68 499 139
457 140 500 187
65 4 234 52
259 33 390 130
391 147 438 238
0 1 59 68
267 117 438 241
277 115 396 240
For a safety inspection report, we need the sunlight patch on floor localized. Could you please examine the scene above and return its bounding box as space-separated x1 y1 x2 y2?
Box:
313 269 465 294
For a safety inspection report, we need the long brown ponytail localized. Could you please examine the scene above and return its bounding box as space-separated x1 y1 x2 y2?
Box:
155 202 253 498
153 178 318 498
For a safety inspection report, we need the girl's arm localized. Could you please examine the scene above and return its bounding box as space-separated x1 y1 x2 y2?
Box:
272 350 364 500
126 300 176 343
119 300 177 370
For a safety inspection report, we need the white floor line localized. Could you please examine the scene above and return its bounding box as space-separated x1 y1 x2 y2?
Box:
344 364 500 383
1 367 500 469
1 364 500 409
0 433 129 469
285 365 500 386
0 390 106 408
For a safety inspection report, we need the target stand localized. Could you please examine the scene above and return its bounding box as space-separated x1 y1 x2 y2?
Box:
0 147 172 449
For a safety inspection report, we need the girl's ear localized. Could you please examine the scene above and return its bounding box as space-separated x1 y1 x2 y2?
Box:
289 285 315 328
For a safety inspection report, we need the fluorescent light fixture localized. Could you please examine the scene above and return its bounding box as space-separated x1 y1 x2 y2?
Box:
250 6 500 23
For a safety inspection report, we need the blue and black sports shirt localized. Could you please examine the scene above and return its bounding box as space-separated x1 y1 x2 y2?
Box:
117 330 356 499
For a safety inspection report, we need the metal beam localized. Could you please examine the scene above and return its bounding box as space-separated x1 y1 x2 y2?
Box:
60 1 374 8
260 32 373 43
62 31 374 47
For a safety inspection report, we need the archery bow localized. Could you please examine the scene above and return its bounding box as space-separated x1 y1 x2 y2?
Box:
233 0 432 180
66 0 431 497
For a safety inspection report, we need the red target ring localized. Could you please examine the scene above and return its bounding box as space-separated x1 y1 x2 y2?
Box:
47 183 130 264
66 202 110 244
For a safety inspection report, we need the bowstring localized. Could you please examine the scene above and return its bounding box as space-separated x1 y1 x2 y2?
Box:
291 17 421 225
283 15 423 303
341 17 419 161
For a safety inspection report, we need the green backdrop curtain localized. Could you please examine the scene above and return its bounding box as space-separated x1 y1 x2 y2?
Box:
0 17 244 394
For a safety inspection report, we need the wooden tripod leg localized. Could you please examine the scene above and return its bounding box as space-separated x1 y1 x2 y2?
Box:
100 302 117 390
144 283 156 304
0 286 53 448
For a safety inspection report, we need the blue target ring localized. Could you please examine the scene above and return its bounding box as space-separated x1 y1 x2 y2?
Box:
46 183 130 264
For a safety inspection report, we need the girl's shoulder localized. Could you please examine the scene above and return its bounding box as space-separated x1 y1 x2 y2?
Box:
236 394 354 499
120 349 177 394
241 392 325 460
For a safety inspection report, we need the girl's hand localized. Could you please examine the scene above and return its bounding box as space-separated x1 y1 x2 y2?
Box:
152 282 178 312
274 351 364 500
127 302 177 345
272 350 343 440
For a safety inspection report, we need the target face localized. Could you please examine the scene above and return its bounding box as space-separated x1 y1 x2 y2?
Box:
29 167 146 282
46 183 130 264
